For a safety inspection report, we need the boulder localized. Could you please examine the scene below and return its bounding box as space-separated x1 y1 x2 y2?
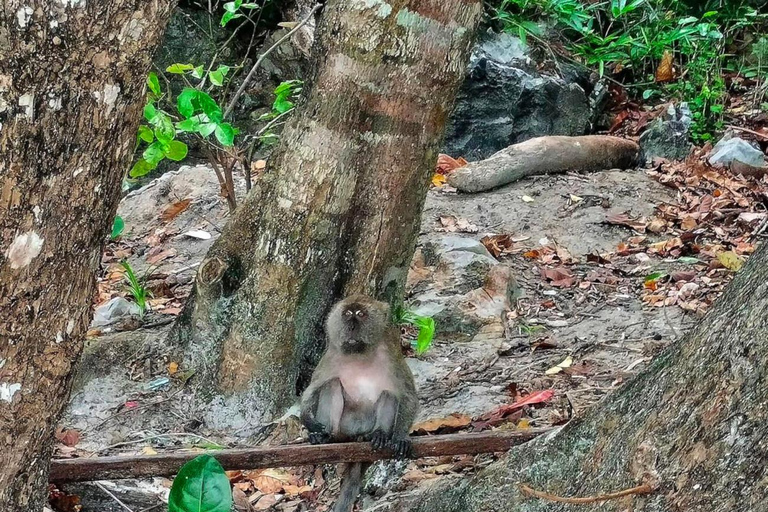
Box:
709 133 765 168
639 102 693 161
443 30 591 160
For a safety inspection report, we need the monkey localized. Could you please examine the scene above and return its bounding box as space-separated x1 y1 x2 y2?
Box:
300 294 419 512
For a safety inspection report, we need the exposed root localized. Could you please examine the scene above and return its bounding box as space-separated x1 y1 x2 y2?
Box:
519 483 653 504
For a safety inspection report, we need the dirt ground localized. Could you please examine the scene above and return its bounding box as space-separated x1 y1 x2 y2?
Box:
55 151 762 510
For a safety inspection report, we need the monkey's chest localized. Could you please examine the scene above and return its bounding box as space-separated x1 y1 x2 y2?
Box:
338 362 393 405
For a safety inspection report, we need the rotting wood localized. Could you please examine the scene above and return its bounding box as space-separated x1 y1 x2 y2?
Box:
49 429 554 483
447 135 640 193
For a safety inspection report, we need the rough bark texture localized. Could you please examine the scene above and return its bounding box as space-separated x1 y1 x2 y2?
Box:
408 240 768 512
448 135 640 193
171 0 484 431
0 2 173 509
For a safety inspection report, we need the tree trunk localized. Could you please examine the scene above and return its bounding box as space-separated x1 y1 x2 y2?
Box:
171 0 483 430
408 241 768 512
0 2 173 509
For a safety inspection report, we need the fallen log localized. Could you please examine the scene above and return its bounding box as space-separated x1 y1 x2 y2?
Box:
447 135 640 193
49 429 554 483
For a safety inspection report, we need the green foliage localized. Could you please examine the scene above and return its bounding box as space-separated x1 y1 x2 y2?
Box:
490 0 767 141
168 455 232 512
396 309 436 355
221 0 261 27
120 259 151 317
110 216 124 240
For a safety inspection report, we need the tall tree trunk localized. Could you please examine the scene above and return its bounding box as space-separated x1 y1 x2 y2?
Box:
409 241 768 512
172 0 483 429
0 2 173 509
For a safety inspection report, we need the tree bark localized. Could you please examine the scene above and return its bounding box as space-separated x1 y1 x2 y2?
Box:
408 240 768 512
171 0 484 429
0 2 173 509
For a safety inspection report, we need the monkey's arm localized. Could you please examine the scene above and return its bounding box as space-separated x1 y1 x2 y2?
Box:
300 377 344 444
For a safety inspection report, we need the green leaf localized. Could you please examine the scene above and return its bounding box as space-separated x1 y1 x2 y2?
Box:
196 91 223 123
143 141 166 165
214 123 236 146
397 310 436 355
220 11 242 26
199 122 217 138
177 117 202 132
273 97 294 114
192 65 205 80
165 140 188 162
177 88 198 118
677 256 701 264
143 103 158 123
241 2 259 8
153 115 176 144
166 63 195 74
678 16 698 26
644 271 666 283
168 455 232 512
129 159 156 178
137 125 154 143
147 73 161 96
216 65 230 77
209 70 225 86
110 216 125 240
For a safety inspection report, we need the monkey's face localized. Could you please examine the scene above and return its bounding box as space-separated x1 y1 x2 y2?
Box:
326 295 389 353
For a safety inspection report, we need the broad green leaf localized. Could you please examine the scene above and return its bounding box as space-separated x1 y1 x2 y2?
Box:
153 115 176 144
414 316 435 355
216 65 230 77
137 125 154 143
167 63 195 74
209 70 225 86
199 122 217 138
177 88 198 118
192 65 205 80
214 123 236 146
177 117 202 132
110 216 125 240
644 272 666 283
241 3 259 8
196 91 223 123
168 455 232 512
223 0 240 12
273 97 294 114
129 159 156 178
165 140 188 162
143 141 165 165
143 103 157 123
147 73 161 96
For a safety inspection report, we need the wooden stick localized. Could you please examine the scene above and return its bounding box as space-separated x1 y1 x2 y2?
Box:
725 125 768 140
50 429 553 483
519 483 653 504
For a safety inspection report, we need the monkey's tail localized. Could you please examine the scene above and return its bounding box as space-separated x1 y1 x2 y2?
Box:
333 462 370 512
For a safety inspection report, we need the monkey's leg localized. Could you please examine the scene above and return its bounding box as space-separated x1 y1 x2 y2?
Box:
301 378 344 444
371 391 416 458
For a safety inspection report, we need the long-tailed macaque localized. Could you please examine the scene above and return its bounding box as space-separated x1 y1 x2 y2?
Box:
300 295 418 512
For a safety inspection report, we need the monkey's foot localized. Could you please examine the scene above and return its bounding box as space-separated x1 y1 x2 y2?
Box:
309 432 331 445
370 430 389 451
388 439 413 459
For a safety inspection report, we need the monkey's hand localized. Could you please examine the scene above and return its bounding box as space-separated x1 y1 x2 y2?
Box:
370 430 389 451
308 431 331 445
388 438 413 459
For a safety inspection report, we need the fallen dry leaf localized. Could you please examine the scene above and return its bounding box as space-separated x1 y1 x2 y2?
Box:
655 50 674 82
481 234 514 258
436 216 478 233
411 413 471 434
717 251 744 271
431 173 448 187
605 212 647 232
544 355 573 375
54 428 80 447
436 154 468 174
161 199 191 223
540 266 575 288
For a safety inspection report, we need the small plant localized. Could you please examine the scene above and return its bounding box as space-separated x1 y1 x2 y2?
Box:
255 80 304 145
168 454 232 512
519 323 545 336
396 308 436 355
120 259 151 317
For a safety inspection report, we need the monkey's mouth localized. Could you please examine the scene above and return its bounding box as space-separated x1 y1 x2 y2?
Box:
341 339 367 353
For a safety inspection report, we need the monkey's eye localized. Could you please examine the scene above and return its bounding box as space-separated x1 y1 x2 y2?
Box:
344 310 354 317
355 310 366 318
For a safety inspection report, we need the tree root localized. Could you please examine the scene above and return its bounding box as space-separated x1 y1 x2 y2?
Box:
519 483 653 504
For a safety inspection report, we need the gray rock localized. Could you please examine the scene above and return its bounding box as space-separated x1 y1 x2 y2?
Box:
444 30 591 160
91 297 142 327
709 135 765 168
639 103 692 161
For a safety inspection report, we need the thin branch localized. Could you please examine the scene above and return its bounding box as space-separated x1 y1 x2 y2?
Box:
520 483 653 504
50 429 554 483
94 482 136 512
725 125 768 141
223 3 322 120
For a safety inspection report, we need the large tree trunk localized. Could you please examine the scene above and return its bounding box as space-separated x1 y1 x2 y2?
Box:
408 241 768 512
172 0 483 429
0 2 173 509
